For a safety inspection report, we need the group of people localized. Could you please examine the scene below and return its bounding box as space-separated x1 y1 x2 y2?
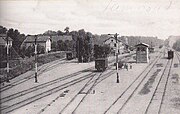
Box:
123 63 132 71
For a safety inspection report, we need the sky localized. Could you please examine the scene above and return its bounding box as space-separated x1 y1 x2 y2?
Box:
0 0 180 39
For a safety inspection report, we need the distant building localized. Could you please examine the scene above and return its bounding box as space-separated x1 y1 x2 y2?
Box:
0 34 13 46
103 37 125 54
22 35 51 52
93 34 129 54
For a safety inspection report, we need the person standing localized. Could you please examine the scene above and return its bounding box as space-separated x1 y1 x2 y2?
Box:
130 63 132 69
125 63 128 71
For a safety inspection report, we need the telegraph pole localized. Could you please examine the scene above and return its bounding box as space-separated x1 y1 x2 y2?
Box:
108 33 119 83
115 33 119 83
34 35 38 83
6 35 10 83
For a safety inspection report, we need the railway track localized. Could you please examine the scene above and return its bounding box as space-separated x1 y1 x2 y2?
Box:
0 58 74 92
0 53 134 93
35 55 133 114
103 48 175 114
0 53 135 114
143 50 180 114
0 69 92 104
1 65 117 113
59 70 115 114
0 58 119 104
29 56 132 114
103 51 164 114
175 51 180 62
0 72 96 113
144 54 173 114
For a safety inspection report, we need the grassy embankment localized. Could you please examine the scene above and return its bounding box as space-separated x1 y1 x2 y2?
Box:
0 51 66 83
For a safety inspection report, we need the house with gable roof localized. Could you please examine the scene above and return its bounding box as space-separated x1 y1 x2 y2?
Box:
21 35 51 52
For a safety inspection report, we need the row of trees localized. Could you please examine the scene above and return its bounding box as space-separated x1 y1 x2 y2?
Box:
1 25 111 62
172 39 180 51
42 27 70 36
70 29 94 62
21 44 45 58
0 26 26 57
51 40 73 51
94 44 111 59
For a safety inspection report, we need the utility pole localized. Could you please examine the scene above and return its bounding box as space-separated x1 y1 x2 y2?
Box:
34 35 38 83
115 33 119 83
108 33 119 83
6 34 10 83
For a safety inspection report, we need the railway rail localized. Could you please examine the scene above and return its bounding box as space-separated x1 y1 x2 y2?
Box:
59 70 115 114
103 50 164 114
144 50 180 114
144 54 173 114
1 72 95 113
0 53 134 114
0 58 71 92
37 55 133 114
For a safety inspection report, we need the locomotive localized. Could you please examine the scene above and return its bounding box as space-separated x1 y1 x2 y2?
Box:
167 50 174 59
66 51 76 60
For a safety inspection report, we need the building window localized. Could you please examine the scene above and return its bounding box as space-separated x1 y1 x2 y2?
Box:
114 43 116 47
137 47 140 51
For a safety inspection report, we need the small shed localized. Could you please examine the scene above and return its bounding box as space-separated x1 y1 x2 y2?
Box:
135 43 149 63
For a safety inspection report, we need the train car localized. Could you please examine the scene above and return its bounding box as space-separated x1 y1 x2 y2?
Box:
66 52 73 60
167 50 174 59
95 58 108 71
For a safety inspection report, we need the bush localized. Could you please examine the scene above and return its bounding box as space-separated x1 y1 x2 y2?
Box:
173 39 180 51
159 45 163 49
0 51 66 83
94 44 110 59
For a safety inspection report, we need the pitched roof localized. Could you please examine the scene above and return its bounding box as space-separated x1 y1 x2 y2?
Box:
103 37 122 43
51 35 72 42
24 35 50 43
93 34 129 46
135 43 149 47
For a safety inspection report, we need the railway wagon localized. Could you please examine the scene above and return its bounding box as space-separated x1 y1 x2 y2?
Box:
66 52 74 60
95 58 108 71
167 50 174 59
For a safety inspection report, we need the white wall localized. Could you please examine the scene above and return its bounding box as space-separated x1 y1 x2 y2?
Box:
46 39 51 52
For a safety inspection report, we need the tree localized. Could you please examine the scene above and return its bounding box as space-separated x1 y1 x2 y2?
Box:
43 30 57 36
94 44 110 59
0 26 7 34
173 39 180 51
57 30 64 36
64 27 70 35
37 44 45 54
51 41 57 51
65 40 73 51
25 45 34 58
76 29 86 62
7 28 25 56
57 40 66 51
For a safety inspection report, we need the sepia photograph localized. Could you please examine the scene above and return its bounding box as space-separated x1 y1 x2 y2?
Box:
0 0 180 114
